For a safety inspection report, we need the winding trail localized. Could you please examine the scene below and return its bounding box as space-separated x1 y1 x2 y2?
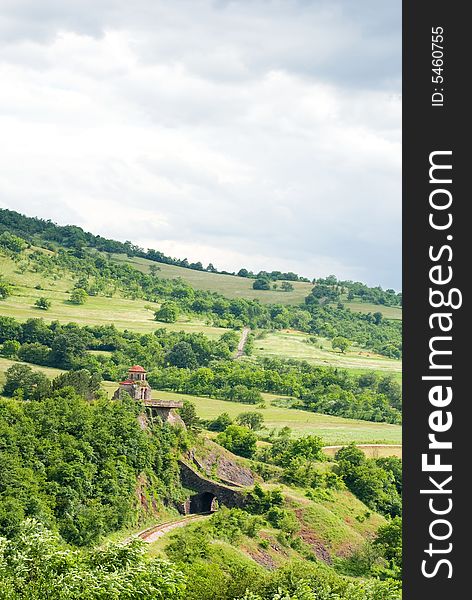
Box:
235 327 250 359
129 514 210 544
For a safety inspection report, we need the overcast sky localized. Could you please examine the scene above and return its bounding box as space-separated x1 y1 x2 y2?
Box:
0 0 401 288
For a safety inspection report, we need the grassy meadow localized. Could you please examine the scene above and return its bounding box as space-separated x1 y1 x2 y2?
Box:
328 298 402 321
253 330 402 379
0 254 227 338
110 253 314 305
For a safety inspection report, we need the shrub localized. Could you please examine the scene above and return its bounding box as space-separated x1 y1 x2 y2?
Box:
70 288 88 305
216 425 257 458
155 302 179 323
34 297 51 310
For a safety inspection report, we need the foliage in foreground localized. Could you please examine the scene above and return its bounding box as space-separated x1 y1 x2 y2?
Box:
0 519 185 600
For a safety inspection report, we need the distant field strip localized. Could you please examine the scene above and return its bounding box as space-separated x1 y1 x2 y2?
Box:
111 254 403 319
253 331 402 376
323 445 402 459
110 254 313 305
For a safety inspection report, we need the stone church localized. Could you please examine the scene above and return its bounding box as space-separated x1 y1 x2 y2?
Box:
113 365 152 401
113 365 184 426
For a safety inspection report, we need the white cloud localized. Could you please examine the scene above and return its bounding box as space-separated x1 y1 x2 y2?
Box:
0 0 401 288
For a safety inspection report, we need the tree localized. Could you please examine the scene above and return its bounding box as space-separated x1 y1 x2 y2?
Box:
178 400 201 429
373 311 383 325
252 278 270 291
70 288 88 305
0 231 26 253
0 316 22 343
332 336 349 353
219 331 240 351
0 279 12 300
335 443 366 466
377 375 402 410
281 281 294 292
52 369 102 400
167 341 198 369
49 330 88 369
309 283 340 303
236 412 264 430
2 363 51 400
373 516 402 574
34 297 51 310
289 435 324 462
216 424 257 458
155 302 179 323
1 340 20 358
21 318 53 345
207 412 233 432
18 342 51 365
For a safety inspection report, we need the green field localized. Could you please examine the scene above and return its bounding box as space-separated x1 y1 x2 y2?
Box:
100 381 401 445
110 253 314 305
1 251 401 339
111 254 403 319
0 357 66 386
253 330 402 378
329 298 402 320
0 254 227 338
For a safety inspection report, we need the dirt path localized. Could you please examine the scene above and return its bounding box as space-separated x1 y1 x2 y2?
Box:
130 514 210 544
235 327 250 358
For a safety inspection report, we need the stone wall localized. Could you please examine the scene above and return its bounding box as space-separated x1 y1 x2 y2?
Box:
178 460 247 509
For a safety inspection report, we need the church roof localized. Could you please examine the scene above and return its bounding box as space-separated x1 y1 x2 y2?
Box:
119 379 135 385
129 365 146 373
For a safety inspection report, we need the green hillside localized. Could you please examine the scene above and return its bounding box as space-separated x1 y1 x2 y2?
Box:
0 212 402 598
111 253 314 306
113 253 403 318
0 253 227 337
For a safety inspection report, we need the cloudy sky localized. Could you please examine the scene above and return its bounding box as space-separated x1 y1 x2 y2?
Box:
0 0 401 288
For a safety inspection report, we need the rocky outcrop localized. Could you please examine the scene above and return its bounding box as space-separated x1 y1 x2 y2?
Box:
188 442 256 487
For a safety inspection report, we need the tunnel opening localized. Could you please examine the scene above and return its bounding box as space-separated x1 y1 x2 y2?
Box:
189 492 218 514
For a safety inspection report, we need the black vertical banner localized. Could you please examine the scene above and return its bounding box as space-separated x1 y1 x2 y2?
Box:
403 2 469 598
